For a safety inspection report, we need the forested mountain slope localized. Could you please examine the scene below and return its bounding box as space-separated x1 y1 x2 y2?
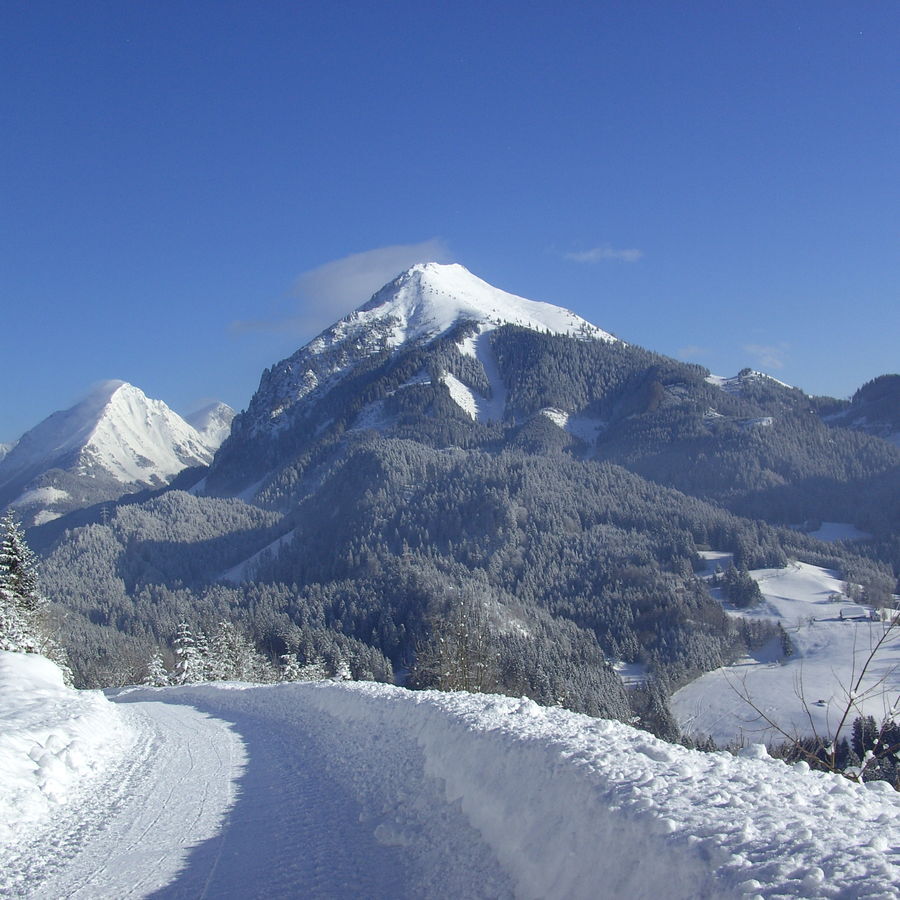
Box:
35 264 899 739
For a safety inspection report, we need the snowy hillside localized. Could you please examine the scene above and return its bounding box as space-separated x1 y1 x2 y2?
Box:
2 653 899 899
673 560 900 747
825 374 900 447
706 371 795 394
0 382 225 525
238 262 616 436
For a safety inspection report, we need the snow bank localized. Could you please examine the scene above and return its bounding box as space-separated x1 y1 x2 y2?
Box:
151 681 900 899
308 684 900 899
0 652 134 847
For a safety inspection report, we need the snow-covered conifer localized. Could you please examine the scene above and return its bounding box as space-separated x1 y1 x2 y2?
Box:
280 653 304 682
0 512 66 670
333 656 352 681
0 512 43 613
173 622 202 685
0 591 39 653
194 628 213 681
144 649 170 687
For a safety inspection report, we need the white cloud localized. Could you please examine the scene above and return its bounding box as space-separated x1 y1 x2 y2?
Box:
677 345 709 359
564 244 643 264
231 239 452 337
744 342 789 371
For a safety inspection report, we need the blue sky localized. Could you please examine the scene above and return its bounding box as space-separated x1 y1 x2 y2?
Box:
2 1 897 442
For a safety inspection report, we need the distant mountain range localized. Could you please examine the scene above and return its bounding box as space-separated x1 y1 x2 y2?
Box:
17 264 900 738
0 381 233 527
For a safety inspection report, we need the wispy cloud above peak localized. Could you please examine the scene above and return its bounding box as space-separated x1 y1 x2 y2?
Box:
231 239 452 338
564 244 643 264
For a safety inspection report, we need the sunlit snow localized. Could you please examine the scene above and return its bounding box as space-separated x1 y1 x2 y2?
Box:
3 654 900 898
673 561 900 747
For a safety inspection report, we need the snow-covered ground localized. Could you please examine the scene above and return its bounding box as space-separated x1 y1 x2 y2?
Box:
804 521 873 543
3 651 900 898
673 561 900 747
0 653 134 862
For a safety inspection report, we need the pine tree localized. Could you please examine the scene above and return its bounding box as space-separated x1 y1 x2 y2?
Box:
280 652 304 682
173 622 202 685
211 620 257 681
0 589 39 653
144 648 170 687
0 511 43 613
194 628 213 681
333 656 352 681
0 512 60 663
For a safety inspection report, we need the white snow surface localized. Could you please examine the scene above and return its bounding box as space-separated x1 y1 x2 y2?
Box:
805 521 873 543
441 372 478 420
454 326 510 422
184 400 236 450
3 654 900 898
673 561 900 747
362 263 617 349
0 653 134 852
11 485 70 507
707 371 795 393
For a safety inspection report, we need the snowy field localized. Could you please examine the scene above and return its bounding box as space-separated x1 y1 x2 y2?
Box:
2 652 900 898
803 521 873 543
673 561 900 748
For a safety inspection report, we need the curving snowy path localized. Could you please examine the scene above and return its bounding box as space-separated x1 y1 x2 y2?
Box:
7 683 516 900
4 658 900 899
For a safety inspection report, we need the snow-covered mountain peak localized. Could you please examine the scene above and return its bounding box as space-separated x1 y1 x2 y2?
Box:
236 263 618 439
358 262 616 347
83 382 214 483
0 381 222 525
185 401 236 450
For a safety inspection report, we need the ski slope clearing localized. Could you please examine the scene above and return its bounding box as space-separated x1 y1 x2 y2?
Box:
673 562 900 747
3 656 900 898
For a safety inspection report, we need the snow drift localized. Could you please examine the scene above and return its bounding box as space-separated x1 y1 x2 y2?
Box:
289 682 900 899
0 652 133 847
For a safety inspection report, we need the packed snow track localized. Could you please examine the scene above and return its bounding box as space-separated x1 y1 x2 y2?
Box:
3 667 900 898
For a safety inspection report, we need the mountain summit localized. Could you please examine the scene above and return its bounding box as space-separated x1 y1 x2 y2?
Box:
0 381 231 525
357 263 616 347
223 263 615 455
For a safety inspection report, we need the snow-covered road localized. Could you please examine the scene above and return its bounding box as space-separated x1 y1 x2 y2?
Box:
4 654 900 899
9 682 516 900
